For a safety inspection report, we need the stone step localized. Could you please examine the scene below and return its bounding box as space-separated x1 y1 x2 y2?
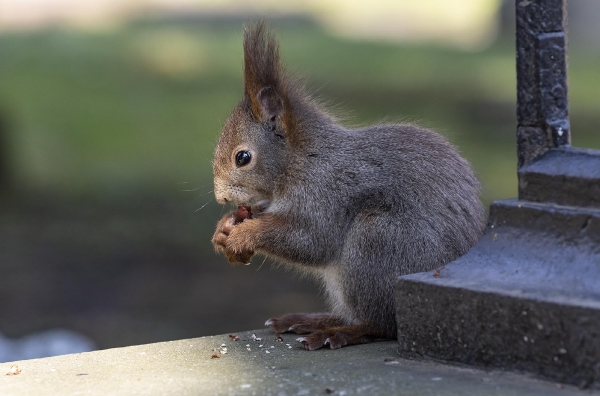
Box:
518 147 600 208
395 199 600 389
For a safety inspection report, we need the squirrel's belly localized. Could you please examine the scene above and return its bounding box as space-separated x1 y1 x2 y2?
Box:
319 265 359 324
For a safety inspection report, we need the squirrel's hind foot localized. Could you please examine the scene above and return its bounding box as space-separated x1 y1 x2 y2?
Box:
265 313 391 350
265 312 345 334
296 325 389 350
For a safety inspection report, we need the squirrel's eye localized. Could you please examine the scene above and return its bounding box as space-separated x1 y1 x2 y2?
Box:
235 151 252 167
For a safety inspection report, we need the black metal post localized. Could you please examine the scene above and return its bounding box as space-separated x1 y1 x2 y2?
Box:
516 0 570 169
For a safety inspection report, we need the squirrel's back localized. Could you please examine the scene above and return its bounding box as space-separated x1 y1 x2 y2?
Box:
279 121 485 256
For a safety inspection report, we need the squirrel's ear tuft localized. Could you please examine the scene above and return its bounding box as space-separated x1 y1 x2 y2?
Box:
243 22 288 126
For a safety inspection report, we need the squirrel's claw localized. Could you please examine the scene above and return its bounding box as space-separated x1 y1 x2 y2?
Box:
296 334 330 351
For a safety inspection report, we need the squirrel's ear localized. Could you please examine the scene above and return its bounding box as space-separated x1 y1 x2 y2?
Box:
243 22 289 128
257 87 283 124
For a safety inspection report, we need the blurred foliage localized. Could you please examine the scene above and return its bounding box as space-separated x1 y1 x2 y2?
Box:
0 19 598 206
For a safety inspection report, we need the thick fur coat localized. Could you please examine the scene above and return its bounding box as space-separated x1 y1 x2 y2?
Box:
211 23 485 350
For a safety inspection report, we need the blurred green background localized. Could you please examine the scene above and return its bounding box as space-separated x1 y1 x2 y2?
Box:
0 1 598 353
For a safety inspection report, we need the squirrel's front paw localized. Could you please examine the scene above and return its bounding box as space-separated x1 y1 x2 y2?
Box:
211 213 235 254
211 213 255 264
225 227 255 264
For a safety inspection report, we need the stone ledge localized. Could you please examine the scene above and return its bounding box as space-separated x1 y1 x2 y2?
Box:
395 199 600 389
518 147 600 208
0 329 588 395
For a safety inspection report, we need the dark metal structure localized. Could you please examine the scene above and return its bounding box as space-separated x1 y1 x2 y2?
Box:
395 0 600 389
516 0 570 167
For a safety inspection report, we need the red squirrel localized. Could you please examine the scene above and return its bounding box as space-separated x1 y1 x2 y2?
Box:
211 23 485 350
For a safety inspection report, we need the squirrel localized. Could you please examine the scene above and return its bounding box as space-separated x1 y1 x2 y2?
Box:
211 22 486 350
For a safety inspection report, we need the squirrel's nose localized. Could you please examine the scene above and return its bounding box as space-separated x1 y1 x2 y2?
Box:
213 180 232 205
215 195 228 205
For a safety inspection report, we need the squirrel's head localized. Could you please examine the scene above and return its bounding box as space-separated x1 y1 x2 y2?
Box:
213 22 303 206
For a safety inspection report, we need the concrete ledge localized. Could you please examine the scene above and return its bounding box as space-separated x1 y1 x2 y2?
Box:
0 329 586 395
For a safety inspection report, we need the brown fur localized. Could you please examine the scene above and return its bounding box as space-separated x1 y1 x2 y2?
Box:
243 23 279 119
265 313 346 334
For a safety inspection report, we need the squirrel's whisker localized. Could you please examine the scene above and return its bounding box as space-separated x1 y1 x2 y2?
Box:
194 198 213 213
256 256 268 272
